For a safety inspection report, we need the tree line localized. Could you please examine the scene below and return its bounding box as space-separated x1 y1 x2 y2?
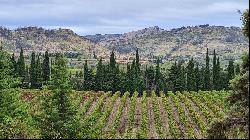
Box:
11 47 240 96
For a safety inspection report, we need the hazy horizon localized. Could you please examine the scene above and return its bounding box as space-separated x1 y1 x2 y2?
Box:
0 0 248 35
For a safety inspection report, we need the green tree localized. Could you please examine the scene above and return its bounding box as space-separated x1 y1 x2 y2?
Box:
30 52 37 88
186 58 195 91
227 60 235 88
169 61 178 92
95 58 104 91
194 64 202 92
42 50 50 84
83 60 91 91
37 53 78 138
36 54 42 88
17 47 25 82
212 49 218 90
204 48 211 90
145 66 155 92
155 58 161 96
216 57 221 90
208 9 249 139
10 53 17 76
0 50 32 138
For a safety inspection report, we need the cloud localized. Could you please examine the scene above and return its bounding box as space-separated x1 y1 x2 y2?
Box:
0 0 248 35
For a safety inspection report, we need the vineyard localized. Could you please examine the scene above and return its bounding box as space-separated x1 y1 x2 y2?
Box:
22 90 231 139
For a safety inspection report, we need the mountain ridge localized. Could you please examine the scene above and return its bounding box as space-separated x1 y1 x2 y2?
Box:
0 25 248 62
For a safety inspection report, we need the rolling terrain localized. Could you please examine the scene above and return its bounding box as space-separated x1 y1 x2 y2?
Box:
0 25 248 63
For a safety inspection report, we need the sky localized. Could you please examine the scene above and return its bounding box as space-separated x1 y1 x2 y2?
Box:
0 0 248 35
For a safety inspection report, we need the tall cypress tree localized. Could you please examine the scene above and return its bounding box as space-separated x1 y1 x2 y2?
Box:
216 57 221 90
169 61 178 92
186 58 195 91
227 60 235 88
204 48 211 90
134 48 143 95
212 49 217 90
109 51 118 93
174 61 184 91
194 63 202 92
180 64 187 91
95 58 103 91
155 58 160 96
30 52 37 88
11 53 17 76
42 50 50 84
36 54 42 88
17 47 25 81
145 66 155 92
83 60 91 90
200 66 206 90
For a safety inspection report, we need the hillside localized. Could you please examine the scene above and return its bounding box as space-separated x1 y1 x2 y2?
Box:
21 89 232 139
0 25 248 63
86 25 249 62
0 26 109 58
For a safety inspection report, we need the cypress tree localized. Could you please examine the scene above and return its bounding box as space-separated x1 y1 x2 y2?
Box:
155 58 160 96
204 48 211 90
212 49 217 90
36 54 42 88
30 52 37 88
200 66 206 90
186 58 195 91
95 58 103 91
134 48 143 95
227 60 235 88
180 65 187 91
194 63 202 91
109 51 118 94
216 57 221 90
135 48 140 70
17 47 25 81
169 61 178 92
23 66 30 88
11 53 17 76
42 50 50 84
84 60 91 90
145 66 155 92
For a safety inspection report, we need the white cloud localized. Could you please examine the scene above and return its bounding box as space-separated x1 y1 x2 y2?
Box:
0 0 248 35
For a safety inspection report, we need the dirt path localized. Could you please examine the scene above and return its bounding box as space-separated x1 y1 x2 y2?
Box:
168 97 189 139
118 98 130 134
134 98 142 130
179 101 203 139
104 97 121 131
147 98 158 139
158 97 172 139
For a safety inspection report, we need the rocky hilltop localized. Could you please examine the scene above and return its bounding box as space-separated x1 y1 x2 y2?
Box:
0 25 248 62
86 25 249 62
0 26 108 57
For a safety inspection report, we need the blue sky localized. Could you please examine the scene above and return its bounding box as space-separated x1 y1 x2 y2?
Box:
0 0 248 35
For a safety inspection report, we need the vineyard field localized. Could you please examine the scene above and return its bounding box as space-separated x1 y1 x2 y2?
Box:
21 90 231 139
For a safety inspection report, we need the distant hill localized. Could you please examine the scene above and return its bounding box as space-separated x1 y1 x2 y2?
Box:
0 25 248 63
0 26 108 58
85 25 249 63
